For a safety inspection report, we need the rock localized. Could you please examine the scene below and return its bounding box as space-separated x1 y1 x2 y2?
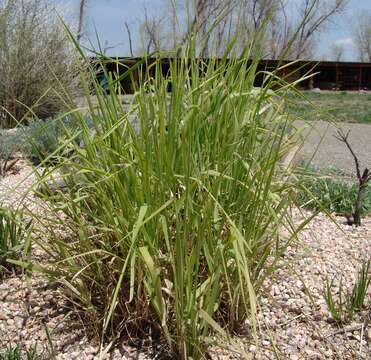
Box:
14 316 23 327
249 345 257 353
37 178 69 195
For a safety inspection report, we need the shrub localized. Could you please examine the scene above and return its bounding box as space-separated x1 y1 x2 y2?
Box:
0 115 93 165
298 174 371 215
0 130 22 160
0 208 31 277
18 114 93 165
0 0 79 129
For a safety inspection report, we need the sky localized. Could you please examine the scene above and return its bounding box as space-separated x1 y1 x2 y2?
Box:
55 0 371 61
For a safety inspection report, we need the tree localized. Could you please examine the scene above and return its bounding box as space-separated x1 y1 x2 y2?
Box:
138 4 167 54
181 0 236 56
352 10 371 62
77 0 87 42
281 0 349 59
330 43 344 61
130 0 349 59
124 21 134 57
267 0 346 60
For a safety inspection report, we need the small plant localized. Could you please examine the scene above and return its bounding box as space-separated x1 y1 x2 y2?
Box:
323 260 370 323
324 277 347 322
0 346 43 360
349 260 370 312
0 208 31 277
298 176 371 215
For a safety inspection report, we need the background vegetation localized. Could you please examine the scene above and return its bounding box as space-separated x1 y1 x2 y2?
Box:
297 164 371 215
0 115 93 165
287 91 371 124
0 0 79 129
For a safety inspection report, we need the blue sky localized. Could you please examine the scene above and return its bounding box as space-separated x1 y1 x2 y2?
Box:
55 0 371 61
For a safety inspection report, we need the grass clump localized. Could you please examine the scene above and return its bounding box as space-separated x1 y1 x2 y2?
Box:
15 24 320 358
324 260 370 323
0 208 31 278
25 56 313 358
0 346 43 360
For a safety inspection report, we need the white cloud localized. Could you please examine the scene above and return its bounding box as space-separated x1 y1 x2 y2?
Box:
334 37 355 47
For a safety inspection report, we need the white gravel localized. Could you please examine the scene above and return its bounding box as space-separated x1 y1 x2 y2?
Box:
254 210 370 359
0 164 370 359
0 160 38 211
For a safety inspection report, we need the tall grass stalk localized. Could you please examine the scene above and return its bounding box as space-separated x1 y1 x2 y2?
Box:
19 23 317 360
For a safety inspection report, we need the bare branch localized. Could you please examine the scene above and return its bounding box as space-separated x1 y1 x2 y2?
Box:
124 21 134 57
334 129 361 181
335 128 370 226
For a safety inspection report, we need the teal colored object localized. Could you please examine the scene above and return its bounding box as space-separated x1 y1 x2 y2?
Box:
97 73 109 91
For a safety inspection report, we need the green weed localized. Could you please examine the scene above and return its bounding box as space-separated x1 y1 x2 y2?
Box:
0 208 31 277
323 260 370 323
349 260 370 314
0 346 43 360
298 175 371 215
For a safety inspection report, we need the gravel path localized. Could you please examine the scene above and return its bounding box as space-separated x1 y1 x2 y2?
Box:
256 210 370 359
0 165 370 359
294 120 371 174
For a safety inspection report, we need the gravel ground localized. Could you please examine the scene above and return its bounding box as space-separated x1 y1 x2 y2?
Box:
0 164 370 359
294 120 371 173
255 210 370 359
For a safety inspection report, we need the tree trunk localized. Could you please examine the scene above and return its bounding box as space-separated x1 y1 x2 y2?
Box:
77 0 87 42
353 173 369 226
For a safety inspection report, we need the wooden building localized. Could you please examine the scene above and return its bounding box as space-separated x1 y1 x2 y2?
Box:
96 58 371 93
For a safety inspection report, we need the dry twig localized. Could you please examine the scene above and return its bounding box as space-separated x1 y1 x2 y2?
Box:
0 158 19 177
334 129 371 226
